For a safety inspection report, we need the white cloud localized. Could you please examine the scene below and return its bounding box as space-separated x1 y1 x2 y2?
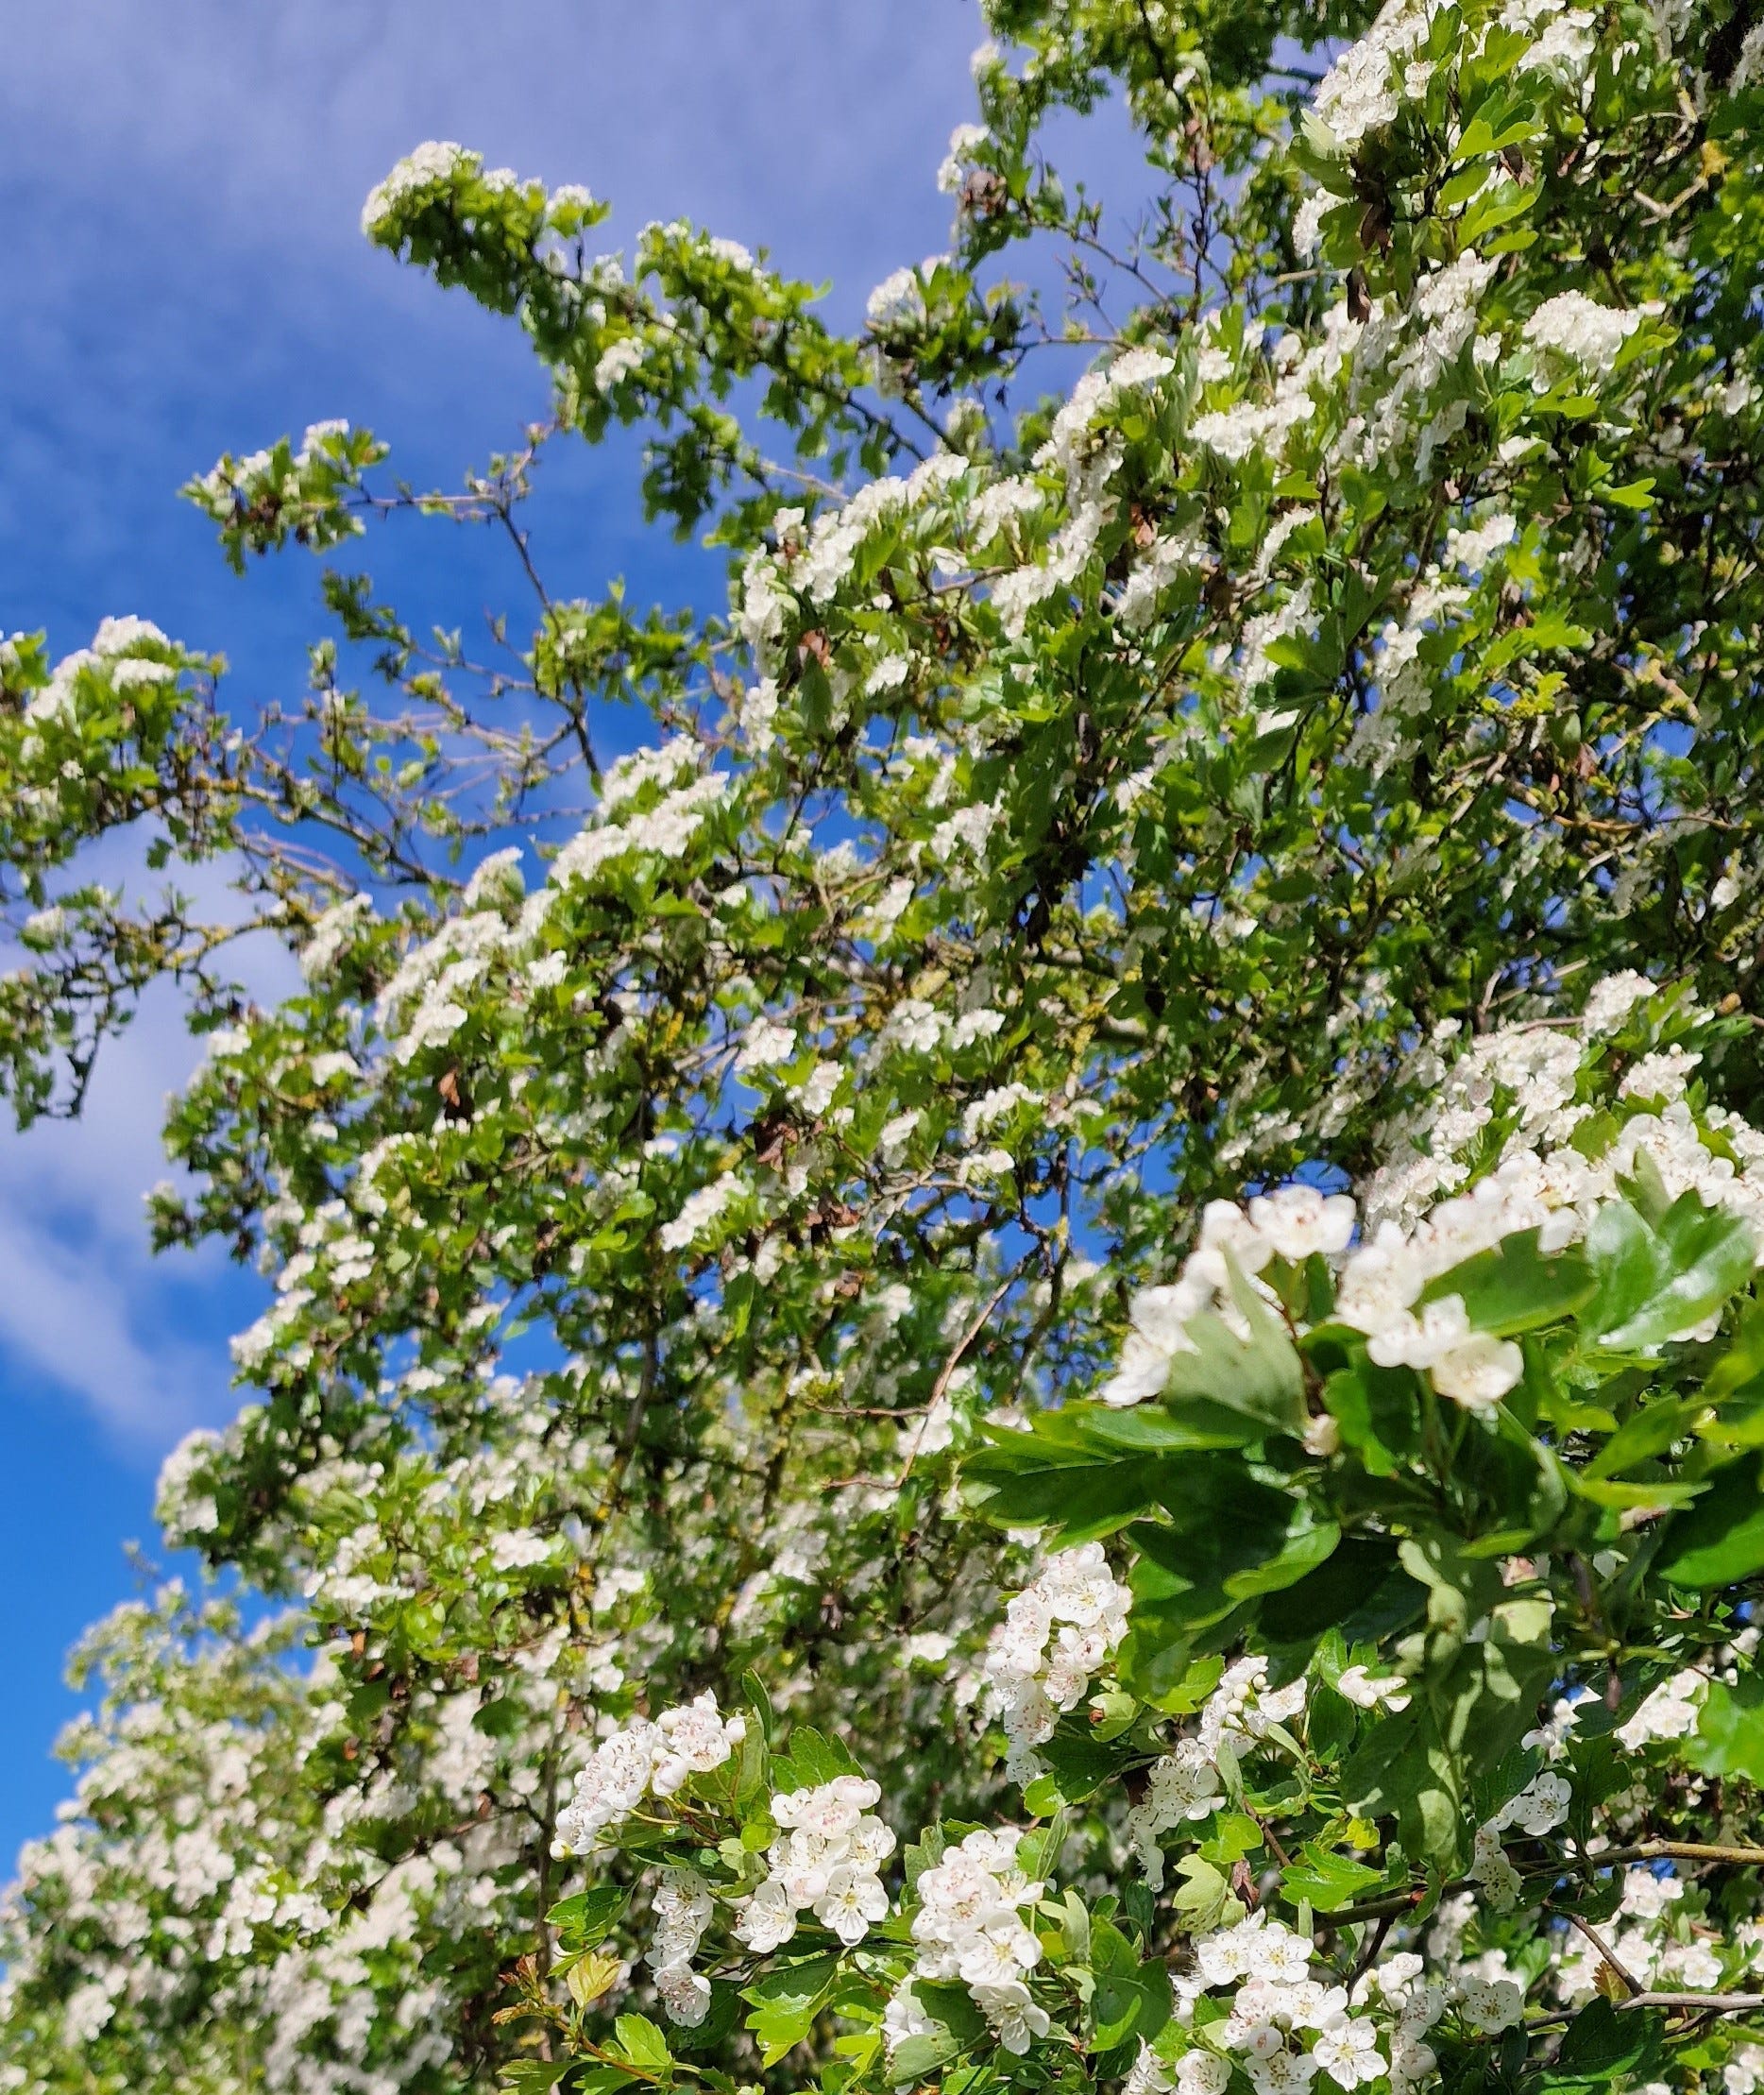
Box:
0 982 252 1448
0 833 295 1453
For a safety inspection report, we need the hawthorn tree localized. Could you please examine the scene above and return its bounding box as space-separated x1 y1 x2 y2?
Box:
8 4 1764 2095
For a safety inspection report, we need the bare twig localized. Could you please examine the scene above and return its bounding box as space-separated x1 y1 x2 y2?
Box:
897 1275 1016 1484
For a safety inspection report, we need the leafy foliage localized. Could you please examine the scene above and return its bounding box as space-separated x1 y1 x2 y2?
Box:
7 6 1764 2095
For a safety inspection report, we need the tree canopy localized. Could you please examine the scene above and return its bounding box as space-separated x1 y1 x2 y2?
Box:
8 5 1764 2095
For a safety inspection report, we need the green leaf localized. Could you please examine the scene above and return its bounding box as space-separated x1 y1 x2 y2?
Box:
501 2066 572 2095
1198 1813 1264 1867
1685 1674 1764 1785
1541 1998 1663 2090
1586 1195 1756 1351
889 2033 963 2084
742 1952 840 2067
1090 1917 1171 2050
569 2071 636 2095
739 1667 776 1745
546 1884 628 1950
1582 1397 1706 1480
1169 1855 1241 1934
1454 102 1538 161
1036 1714 1134 1801
962 1432 1194 1541
770 1725 862 1791
1225 1517 1341 1602
678 1986 744 2057
1583 1201 1664 1337
912 1981 990 2044
1339 1708 1449 1856
1280 1841 1385 1914
1060 1400 1265 1453
1126 1473 1336 1634
1158 1262 1306 1437
610 2014 672 2079
1260 1537 1422 1646
1657 1456 1764 1588
1420 1228 1595 1337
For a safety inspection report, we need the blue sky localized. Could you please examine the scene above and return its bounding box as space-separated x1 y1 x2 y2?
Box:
0 2 1148 1870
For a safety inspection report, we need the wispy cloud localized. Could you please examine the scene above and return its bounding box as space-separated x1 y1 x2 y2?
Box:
0 1006 246 1446
0 836 295 1450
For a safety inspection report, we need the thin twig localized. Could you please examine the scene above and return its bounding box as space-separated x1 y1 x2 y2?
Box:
897 1276 1015 1484
1330 1840 1764 1927
1552 1907 1642 1997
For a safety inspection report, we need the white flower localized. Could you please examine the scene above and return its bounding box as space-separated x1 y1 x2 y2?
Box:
1311 2018 1384 2086
737 1016 798 1071
973 1979 1050 2053
1335 1665 1411 1712
1724 2043 1764 2095
1178 2057 1233 2095
1522 292 1639 383
1126 1735 1224 1885
1660 1939 1722 1991
1495 1769 1571 1838
1524 1691 1590 1756
737 1879 798 1952
594 339 648 393
1620 1866 1683 1919
1247 1921 1315 1986
981 1547 1128 1775
868 266 925 330
1124 2043 1176 2095
1457 1978 1524 2034
1247 1186 1357 1261
1445 512 1518 574
1430 1332 1524 1408
1467 1825 1521 1910
1616 1669 1705 1748
883 1984 935 2056
659 1173 744 1252
1311 4 1433 147
361 140 473 233
489 1530 553 1571
814 1865 889 1946
653 1694 745 1795
1247 2048 1321 2095
1367 1293 1471 1370
938 123 991 195
654 1960 711 2027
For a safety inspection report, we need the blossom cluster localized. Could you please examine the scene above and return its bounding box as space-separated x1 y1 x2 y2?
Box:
1198 1655 1310 1760
185 420 387 568
735 1776 894 1952
1467 1771 1572 1909
1125 1656 1306 1891
551 1695 746 1855
1187 1912 1389 2095
1124 1741 1222 1889
1104 1173 1533 1415
1360 975 1764 1241
1105 979 1764 1430
909 1826 1048 2051
979 1543 1130 1777
646 1866 717 2026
